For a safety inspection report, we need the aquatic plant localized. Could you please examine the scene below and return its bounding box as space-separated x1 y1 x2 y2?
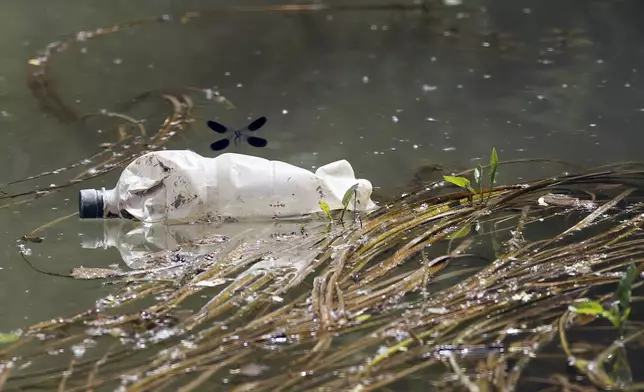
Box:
443 147 499 205
570 263 639 329
2 159 644 391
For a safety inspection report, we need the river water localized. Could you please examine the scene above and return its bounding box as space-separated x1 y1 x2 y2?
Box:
1 0 643 388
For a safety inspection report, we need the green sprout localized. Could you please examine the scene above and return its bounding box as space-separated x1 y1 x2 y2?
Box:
569 263 638 329
318 183 360 224
489 147 499 186
318 200 333 221
488 147 499 203
340 183 359 223
443 147 499 204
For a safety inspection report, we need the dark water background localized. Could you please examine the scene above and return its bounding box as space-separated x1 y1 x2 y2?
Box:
1 0 643 384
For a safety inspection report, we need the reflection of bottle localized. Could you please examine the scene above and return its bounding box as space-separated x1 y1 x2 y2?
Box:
79 150 376 223
80 218 329 270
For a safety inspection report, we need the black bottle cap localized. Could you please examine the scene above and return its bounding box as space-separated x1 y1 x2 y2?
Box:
78 189 105 219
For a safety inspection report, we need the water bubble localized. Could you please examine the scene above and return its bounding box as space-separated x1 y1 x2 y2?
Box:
271 295 284 303
71 345 86 358
422 84 437 92
17 244 31 256
150 328 176 343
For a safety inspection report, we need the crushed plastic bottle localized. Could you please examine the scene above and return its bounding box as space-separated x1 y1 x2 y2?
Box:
79 150 377 223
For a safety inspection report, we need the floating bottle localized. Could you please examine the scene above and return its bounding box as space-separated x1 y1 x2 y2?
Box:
79 150 377 223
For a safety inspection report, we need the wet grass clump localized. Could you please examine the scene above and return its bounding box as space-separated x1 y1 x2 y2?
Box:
3 159 644 391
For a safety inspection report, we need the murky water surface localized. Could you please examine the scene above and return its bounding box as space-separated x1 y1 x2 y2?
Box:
1 0 644 389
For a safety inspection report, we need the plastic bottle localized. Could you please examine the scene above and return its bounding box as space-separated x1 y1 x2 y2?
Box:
79 150 377 223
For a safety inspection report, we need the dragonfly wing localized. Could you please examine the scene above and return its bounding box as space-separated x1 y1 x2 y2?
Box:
207 120 229 134
246 116 267 132
247 136 268 148
210 138 231 151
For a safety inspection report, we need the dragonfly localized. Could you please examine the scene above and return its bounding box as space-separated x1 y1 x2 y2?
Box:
207 116 268 151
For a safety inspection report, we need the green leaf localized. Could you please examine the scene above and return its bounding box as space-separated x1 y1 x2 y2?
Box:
0 332 20 345
355 314 371 323
476 165 484 198
443 176 471 189
489 147 499 185
569 301 605 316
318 200 333 221
342 183 359 208
490 147 499 166
447 224 472 239
618 263 638 313
340 183 360 223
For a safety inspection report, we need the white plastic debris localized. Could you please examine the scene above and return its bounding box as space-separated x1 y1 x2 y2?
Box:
79 150 376 223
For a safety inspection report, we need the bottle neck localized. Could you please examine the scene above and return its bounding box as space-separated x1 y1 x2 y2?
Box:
103 188 120 217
